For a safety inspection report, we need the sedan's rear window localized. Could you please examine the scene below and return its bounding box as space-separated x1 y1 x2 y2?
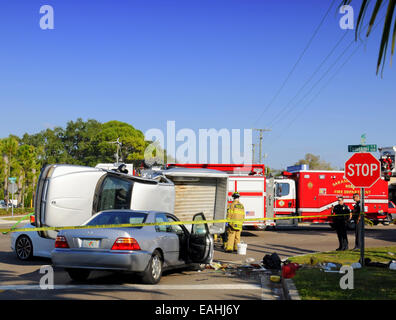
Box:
86 211 147 228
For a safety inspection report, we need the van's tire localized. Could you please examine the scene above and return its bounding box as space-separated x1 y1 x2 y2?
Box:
141 250 163 284
15 235 33 260
66 268 91 282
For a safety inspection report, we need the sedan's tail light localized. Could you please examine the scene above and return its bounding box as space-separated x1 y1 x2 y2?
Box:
111 237 141 251
55 235 69 248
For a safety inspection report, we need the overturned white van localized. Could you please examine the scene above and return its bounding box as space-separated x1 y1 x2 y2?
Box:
34 165 228 239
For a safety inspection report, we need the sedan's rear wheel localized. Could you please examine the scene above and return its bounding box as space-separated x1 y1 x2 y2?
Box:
66 268 91 282
142 250 163 284
15 235 33 260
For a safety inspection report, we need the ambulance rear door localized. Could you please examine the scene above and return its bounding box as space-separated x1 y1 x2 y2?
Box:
228 176 266 229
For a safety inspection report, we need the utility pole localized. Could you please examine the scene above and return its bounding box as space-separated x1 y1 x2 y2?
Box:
109 138 122 164
252 144 256 164
252 128 271 164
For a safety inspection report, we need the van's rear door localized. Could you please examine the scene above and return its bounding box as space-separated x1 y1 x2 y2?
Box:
163 168 228 234
35 165 106 239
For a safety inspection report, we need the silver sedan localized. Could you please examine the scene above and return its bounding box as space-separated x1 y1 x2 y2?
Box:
51 210 213 284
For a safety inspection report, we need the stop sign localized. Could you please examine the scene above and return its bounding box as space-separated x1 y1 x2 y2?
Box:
345 152 381 188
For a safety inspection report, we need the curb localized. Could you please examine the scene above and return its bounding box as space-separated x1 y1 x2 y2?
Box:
281 278 301 300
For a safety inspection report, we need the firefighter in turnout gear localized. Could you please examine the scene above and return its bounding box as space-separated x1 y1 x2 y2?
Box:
224 192 245 252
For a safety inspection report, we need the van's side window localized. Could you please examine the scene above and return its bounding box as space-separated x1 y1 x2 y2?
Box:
97 176 133 211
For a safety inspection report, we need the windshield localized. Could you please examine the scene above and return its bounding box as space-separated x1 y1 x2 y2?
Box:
86 211 147 228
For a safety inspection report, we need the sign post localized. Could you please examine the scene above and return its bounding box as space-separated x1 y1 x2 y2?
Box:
8 178 17 217
359 187 365 266
345 153 381 266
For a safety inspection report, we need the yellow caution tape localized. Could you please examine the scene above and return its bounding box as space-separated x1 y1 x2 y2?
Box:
364 218 374 226
0 213 353 234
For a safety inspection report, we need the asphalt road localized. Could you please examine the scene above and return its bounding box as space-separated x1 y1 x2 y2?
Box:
0 223 395 300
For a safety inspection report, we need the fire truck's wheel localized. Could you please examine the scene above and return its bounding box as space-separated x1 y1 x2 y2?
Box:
382 214 392 226
329 223 335 230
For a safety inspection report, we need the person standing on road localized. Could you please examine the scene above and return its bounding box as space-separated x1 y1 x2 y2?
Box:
331 196 350 251
351 193 361 250
224 192 245 253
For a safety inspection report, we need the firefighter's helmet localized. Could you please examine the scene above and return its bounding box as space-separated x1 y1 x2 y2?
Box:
232 192 240 199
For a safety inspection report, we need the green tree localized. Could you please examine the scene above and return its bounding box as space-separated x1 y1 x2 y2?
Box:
21 127 70 166
94 121 148 166
62 118 103 166
295 153 334 170
17 145 38 208
1 137 19 207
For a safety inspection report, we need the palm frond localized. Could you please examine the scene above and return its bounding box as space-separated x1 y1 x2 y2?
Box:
367 0 383 36
341 0 396 75
377 0 395 75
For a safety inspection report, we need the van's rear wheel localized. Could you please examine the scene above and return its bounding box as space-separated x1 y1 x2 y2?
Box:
142 250 163 284
66 268 91 282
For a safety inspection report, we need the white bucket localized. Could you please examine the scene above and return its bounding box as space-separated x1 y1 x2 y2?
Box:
237 243 247 255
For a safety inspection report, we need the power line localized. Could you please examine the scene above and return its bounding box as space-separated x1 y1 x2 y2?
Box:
253 0 336 126
266 30 350 128
267 0 386 129
269 14 386 144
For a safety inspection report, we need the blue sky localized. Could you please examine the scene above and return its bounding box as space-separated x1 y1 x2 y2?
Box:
0 0 394 169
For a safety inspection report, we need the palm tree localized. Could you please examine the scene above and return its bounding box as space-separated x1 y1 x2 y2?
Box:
1 137 19 209
342 0 396 75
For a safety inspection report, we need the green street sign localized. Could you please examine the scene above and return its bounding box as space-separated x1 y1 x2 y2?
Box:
348 144 377 153
8 177 16 182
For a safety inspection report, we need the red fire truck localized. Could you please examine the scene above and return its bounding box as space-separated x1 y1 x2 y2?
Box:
167 163 391 229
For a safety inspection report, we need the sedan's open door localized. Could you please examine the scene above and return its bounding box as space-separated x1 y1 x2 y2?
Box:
188 213 213 264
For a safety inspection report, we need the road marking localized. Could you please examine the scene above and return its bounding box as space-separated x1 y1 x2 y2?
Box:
0 283 262 291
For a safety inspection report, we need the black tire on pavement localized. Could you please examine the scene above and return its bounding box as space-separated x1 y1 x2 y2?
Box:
141 250 163 284
382 214 392 226
66 268 91 282
15 235 33 260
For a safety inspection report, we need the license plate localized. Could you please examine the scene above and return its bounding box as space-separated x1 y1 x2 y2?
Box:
81 239 100 249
